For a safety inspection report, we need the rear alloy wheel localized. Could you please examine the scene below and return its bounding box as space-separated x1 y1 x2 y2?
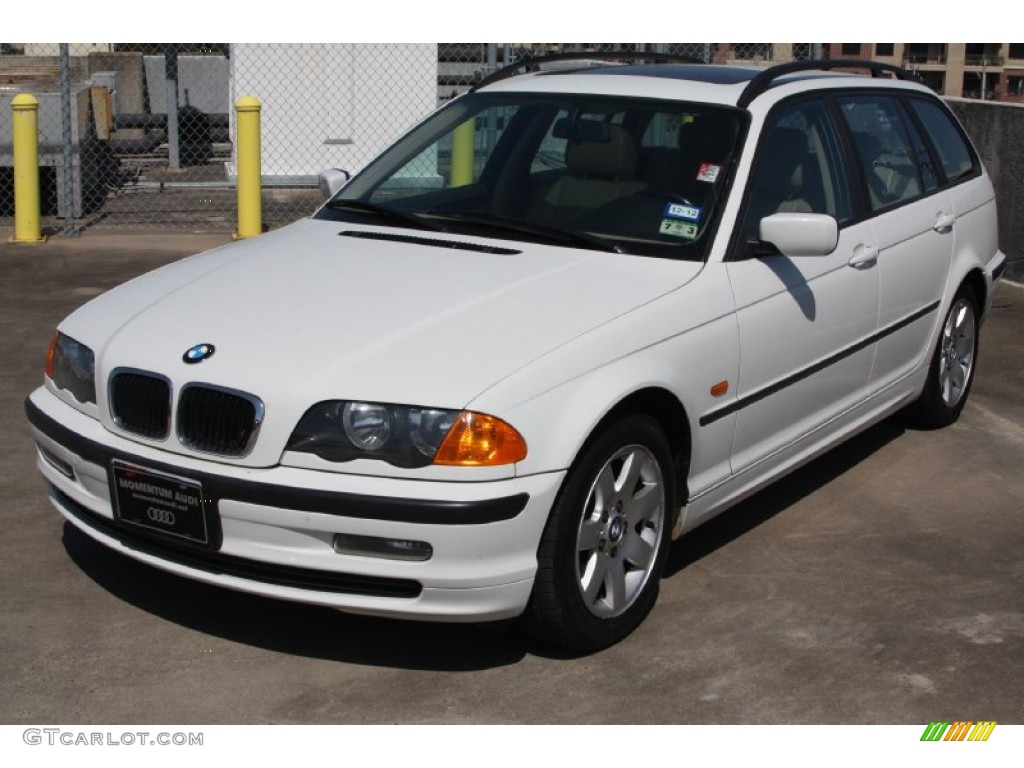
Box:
527 415 675 651
907 285 979 428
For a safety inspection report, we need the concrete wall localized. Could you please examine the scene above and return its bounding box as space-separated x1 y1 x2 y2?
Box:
947 98 1024 282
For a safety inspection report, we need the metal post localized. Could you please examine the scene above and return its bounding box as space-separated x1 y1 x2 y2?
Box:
234 96 262 239
59 43 78 236
703 44 712 64
10 94 45 243
981 56 987 100
165 46 180 170
484 44 497 154
450 119 475 187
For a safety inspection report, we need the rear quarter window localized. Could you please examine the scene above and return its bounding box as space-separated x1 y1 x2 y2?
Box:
908 98 977 183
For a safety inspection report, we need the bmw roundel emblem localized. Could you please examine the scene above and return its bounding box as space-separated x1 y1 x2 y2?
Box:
183 343 216 364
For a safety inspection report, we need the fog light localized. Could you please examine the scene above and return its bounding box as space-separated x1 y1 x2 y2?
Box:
332 533 433 561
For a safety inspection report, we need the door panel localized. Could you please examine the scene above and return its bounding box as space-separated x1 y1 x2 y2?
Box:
867 194 952 387
836 94 954 388
725 98 880 474
727 229 879 472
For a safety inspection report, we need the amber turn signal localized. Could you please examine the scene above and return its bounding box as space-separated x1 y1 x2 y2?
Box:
45 332 60 379
433 411 527 466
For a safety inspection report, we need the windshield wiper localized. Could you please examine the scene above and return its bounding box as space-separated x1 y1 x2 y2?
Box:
427 211 625 253
326 199 444 232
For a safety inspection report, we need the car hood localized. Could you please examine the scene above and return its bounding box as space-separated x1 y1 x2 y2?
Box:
64 219 702 461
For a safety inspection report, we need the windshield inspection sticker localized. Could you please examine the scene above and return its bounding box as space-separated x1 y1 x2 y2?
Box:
663 202 702 222
659 219 699 240
696 163 721 183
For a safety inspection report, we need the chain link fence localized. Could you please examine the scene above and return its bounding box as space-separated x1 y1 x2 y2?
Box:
1 43 817 234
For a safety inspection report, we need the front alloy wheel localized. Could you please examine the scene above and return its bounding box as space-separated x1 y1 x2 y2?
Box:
575 445 665 618
527 414 675 651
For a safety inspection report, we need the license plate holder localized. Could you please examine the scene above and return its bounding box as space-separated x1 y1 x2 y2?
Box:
110 460 211 547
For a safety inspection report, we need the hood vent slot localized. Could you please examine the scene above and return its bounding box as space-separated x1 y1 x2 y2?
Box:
340 230 520 255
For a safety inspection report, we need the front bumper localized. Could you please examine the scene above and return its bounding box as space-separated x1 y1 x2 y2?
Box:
26 387 565 622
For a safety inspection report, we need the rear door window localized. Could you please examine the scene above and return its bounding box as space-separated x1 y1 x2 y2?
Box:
837 95 927 211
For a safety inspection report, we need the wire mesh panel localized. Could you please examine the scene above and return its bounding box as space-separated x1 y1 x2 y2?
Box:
437 43 720 101
793 43 814 61
1 43 236 231
232 44 438 229
1 42 816 234
664 43 718 62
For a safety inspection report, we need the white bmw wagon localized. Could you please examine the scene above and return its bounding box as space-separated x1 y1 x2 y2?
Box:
27 56 1007 650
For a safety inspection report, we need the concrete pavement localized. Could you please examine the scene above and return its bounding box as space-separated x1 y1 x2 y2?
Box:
1 230 1022 724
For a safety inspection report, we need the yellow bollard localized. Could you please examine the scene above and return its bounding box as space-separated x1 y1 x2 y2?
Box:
234 96 262 239
10 93 45 243
450 118 475 187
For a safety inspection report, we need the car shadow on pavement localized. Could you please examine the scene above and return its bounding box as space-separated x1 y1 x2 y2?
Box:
61 416 905 669
61 523 551 670
664 415 906 577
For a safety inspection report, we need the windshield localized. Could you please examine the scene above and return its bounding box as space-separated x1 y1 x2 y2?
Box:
314 92 744 259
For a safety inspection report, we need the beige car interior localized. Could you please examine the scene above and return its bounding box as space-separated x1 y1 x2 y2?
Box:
528 124 646 225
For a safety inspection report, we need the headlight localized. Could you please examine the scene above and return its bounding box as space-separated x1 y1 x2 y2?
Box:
287 401 526 468
342 402 392 450
45 332 96 405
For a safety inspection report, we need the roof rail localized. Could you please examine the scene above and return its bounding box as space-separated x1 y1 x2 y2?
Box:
471 50 704 92
737 59 920 108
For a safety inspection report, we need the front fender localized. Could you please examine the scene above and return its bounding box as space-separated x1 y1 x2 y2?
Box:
473 278 741 502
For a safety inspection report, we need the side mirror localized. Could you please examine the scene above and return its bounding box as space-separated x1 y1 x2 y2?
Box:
758 212 838 257
318 168 351 200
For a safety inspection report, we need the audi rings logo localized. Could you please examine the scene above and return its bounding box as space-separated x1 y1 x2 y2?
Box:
147 507 176 526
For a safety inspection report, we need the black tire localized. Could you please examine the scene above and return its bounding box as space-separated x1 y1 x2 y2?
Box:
526 414 675 652
906 285 980 428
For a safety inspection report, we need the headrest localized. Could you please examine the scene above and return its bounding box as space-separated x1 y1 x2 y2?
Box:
566 124 638 178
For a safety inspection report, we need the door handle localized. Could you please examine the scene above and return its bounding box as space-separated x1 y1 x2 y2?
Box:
933 212 955 233
848 244 878 269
